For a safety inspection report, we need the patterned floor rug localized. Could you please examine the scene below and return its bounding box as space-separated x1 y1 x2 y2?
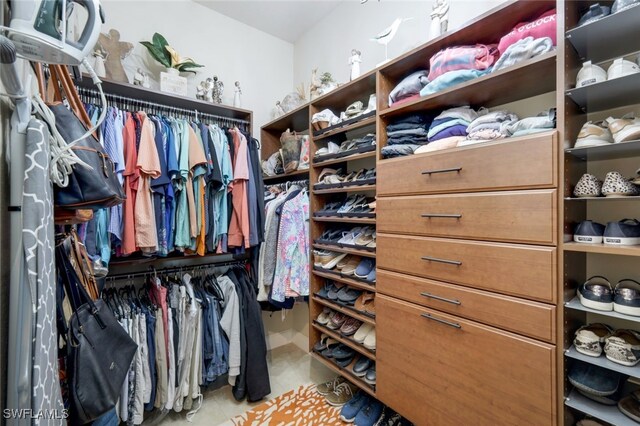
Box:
228 384 345 425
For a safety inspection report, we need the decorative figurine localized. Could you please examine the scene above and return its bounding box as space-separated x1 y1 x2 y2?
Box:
233 81 242 108
196 81 207 100
92 49 106 78
275 101 286 118
310 69 337 100
348 49 362 81
212 76 224 104
429 0 450 40
133 68 150 88
370 17 413 66
204 78 214 102
97 29 133 82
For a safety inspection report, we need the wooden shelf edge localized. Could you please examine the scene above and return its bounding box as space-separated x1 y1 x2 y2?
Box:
563 242 640 257
313 184 377 195
313 217 376 225
310 352 376 398
312 296 376 326
310 69 379 106
263 169 310 182
312 269 377 291
313 244 376 259
312 322 376 361
312 151 377 168
313 116 377 141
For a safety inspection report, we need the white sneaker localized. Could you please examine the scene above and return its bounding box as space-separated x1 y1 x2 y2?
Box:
607 58 640 80
606 115 640 143
574 121 614 148
576 61 607 88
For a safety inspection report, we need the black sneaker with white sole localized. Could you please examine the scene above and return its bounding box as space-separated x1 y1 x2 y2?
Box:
578 276 614 312
604 219 640 246
574 220 606 244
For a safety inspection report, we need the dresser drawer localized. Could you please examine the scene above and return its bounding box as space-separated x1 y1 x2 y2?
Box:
377 295 556 426
377 190 557 245
377 269 555 342
378 131 557 196
377 234 556 303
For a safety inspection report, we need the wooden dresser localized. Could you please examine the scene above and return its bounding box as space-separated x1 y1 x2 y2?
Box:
375 132 559 425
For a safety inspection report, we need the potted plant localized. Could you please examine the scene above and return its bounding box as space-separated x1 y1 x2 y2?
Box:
140 33 203 95
141 33 203 74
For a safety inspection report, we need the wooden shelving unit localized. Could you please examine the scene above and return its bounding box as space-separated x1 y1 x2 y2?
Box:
312 151 376 168
313 116 377 141
260 102 310 183
561 3 640 425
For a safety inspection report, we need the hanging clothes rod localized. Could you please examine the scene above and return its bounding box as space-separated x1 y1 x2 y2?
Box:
106 259 247 282
267 179 309 190
76 85 251 128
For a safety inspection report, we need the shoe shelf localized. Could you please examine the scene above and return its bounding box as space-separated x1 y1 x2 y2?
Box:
566 73 640 113
312 151 377 168
566 140 640 161
313 216 376 225
313 116 377 142
312 296 376 326
312 321 376 361
565 345 640 380
262 102 310 134
312 269 376 291
565 296 640 324
311 351 377 398
565 389 636 426
313 184 377 195
313 243 376 259
563 243 640 258
564 196 640 201
263 169 310 182
379 52 557 119
566 4 640 63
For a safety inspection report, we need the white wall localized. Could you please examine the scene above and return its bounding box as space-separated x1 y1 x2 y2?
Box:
293 0 504 90
99 0 294 136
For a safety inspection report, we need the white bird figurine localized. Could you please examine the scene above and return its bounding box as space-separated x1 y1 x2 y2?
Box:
370 17 413 66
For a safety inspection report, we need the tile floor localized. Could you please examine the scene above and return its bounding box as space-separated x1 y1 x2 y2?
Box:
162 344 335 425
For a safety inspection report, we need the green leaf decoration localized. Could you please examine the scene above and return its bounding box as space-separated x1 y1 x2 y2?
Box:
176 62 204 74
152 33 169 50
140 41 171 68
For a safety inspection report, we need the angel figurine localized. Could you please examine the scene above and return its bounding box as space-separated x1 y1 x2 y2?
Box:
275 101 286 118
212 76 224 104
133 68 150 88
348 49 362 81
233 81 242 107
204 78 214 102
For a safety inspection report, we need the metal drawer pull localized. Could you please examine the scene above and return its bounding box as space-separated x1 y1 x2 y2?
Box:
422 167 462 175
420 213 462 219
421 256 462 266
421 313 462 329
420 292 461 305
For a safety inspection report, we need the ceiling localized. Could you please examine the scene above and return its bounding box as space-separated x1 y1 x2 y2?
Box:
194 1 344 43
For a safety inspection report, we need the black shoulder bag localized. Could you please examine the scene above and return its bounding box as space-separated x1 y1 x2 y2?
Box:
56 236 137 424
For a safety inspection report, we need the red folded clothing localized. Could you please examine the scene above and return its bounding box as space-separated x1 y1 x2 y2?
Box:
498 9 557 55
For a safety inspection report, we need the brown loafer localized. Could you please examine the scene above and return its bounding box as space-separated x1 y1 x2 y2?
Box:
354 292 375 312
340 318 363 336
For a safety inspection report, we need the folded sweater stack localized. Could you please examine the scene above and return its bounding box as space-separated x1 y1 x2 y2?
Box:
428 106 482 141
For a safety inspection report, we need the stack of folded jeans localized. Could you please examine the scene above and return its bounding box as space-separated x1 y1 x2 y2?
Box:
466 110 519 141
502 108 556 137
428 106 483 142
386 113 435 145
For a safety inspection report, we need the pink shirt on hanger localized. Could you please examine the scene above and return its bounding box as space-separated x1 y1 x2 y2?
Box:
134 112 161 253
121 113 140 256
228 129 250 249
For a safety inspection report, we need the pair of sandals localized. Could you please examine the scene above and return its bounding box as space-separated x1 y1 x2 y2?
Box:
338 226 376 249
314 168 377 190
338 195 376 218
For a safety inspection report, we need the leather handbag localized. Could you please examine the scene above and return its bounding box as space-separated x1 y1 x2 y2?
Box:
50 103 125 210
41 64 125 210
56 235 137 424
